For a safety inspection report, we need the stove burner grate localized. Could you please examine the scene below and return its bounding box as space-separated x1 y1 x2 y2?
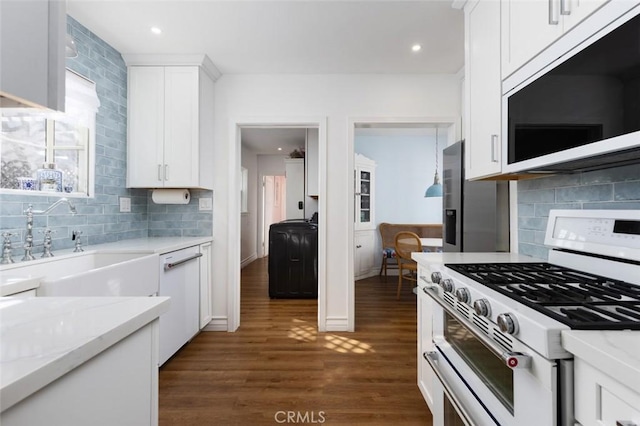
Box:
445 262 640 330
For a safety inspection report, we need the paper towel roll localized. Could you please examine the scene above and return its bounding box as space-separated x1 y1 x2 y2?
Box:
151 189 191 204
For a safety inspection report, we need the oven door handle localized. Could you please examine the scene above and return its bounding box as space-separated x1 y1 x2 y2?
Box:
422 286 532 370
424 351 477 426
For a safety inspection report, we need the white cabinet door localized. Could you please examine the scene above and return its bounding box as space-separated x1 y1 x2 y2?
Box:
501 0 563 78
465 0 503 179
285 158 305 219
575 358 640 426
354 154 376 231
199 242 212 329
127 65 214 189
0 0 65 111
354 230 376 279
501 0 609 78
163 67 200 187
128 67 165 187
305 128 319 197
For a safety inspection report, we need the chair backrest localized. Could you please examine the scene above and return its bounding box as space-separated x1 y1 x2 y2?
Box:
394 231 422 261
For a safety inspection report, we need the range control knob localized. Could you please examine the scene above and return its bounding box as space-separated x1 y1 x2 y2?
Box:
497 313 519 335
440 278 454 293
473 299 491 317
430 271 442 284
455 288 470 303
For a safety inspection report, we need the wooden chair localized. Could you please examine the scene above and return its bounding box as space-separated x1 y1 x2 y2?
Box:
378 222 398 277
394 231 422 300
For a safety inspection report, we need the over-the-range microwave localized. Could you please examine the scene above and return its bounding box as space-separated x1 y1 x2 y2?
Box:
502 2 640 174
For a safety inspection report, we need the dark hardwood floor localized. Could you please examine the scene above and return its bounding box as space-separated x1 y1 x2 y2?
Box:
159 257 432 425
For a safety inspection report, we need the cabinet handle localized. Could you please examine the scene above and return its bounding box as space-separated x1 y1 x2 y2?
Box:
549 0 559 25
157 165 163 181
164 165 169 181
491 134 499 163
616 422 637 426
164 253 203 271
560 0 571 15
356 245 362 249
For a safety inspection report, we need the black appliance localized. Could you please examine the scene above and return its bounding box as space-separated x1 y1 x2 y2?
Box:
268 220 318 298
505 7 640 173
442 140 510 252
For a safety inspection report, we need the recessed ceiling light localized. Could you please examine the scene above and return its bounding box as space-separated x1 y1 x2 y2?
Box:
277 147 282 151
412 44 422 52
150 26 162 35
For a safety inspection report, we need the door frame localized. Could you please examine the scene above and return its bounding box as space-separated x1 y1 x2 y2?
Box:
230 117 327 332
347 116 460 329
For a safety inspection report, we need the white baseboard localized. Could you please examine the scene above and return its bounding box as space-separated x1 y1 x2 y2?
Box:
241 253 258 269
324 316 350 331
201 316 228 331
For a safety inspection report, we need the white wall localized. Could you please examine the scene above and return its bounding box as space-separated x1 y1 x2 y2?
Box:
240 146 258 267
210 73 461 332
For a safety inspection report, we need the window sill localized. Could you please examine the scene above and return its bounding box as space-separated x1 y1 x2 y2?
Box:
0 188 91 198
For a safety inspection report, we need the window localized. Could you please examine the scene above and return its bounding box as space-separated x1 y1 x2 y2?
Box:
0 69 99 197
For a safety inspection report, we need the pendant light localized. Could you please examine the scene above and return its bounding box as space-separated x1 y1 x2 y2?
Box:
424 126 443 198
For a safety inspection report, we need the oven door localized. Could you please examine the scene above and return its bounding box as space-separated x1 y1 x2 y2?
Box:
426 295 562 425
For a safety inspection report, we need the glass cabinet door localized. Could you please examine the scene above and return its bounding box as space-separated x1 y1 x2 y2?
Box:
354 154 376 231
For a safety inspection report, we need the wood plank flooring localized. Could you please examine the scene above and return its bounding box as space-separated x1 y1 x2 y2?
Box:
159 257 432 425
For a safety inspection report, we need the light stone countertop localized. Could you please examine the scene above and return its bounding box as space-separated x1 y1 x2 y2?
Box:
562 330 640 392
412 251 542 267
0 296 170 412
0 236 213 296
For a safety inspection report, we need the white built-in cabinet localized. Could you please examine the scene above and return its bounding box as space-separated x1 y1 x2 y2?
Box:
126 59 215 189
0 0 65 110
354 230 376 280
464 0 502 180
1 321 160 426
199 242 212 328
285 158 305 219
574 358 640 425
354 154 377 280
305 128 319 197
501 0 609 78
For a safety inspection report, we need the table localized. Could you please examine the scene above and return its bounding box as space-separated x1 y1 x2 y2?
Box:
420 238 443 251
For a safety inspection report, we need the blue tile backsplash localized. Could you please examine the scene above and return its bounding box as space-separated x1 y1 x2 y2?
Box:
518 164 640 259
0 17 212 255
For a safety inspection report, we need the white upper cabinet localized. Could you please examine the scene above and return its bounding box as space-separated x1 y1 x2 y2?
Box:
305 128 319 197
502 0 609 78
464 0 503 179
126 57 217 189
0 0 65 111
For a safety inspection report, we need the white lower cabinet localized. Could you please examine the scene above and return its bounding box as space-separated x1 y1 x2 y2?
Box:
1 321 160 426
354 230 376 280
199 242 213 328
417 265 436 411
575 358 640 426
158 246 201 366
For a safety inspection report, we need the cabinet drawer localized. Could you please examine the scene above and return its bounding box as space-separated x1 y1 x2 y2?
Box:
575 358 640 426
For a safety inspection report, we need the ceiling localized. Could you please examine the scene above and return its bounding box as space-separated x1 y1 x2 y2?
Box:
67 0 464 154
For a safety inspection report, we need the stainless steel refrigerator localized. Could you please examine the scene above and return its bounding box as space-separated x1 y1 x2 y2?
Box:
442 140 510 252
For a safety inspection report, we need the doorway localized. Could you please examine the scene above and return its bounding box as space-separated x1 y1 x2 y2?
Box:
234 119 327 332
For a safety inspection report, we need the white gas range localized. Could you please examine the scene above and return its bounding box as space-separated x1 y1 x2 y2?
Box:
413 210 640 426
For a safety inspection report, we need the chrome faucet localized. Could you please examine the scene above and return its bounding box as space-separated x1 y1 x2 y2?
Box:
22 198 77 261
1 232 17 264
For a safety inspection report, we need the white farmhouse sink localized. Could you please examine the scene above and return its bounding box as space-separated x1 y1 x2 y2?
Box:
1 251 159 297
